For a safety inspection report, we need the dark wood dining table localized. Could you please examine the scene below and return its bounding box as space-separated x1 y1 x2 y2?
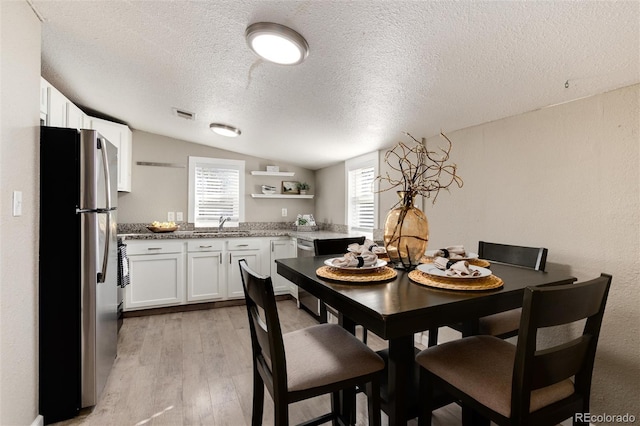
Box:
276 255 576 426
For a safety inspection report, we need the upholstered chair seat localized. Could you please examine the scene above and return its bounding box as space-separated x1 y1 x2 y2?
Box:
284 323 384 392
416 336 575 418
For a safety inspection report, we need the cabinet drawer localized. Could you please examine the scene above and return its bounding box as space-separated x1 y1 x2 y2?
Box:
226 238 261 251
127 241 185 255
187 240 224 252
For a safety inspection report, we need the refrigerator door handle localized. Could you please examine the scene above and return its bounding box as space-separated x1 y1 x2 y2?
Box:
96 137 113 284
97 211 111 283
98 137 113 210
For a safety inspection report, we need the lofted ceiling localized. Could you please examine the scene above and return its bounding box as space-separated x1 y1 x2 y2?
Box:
34 0 639 170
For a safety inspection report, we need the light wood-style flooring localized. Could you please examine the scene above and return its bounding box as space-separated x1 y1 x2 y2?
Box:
49 299 521 425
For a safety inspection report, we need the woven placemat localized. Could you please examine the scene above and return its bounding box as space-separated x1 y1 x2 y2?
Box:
420 256 491 268
408 270 503 291
316 266 397 283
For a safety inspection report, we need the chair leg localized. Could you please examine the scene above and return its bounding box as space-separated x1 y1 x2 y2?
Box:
418 368 433 426
461 406 489 426
274 396 289 426
573 402 589 426
330 391 340 426
251 367 265 426
366 377 381 426
362 327 368 344
428 327 438 347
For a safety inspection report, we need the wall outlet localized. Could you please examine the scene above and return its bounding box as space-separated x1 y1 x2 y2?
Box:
176 212 183 221
281 208 287 217
167 211 175 222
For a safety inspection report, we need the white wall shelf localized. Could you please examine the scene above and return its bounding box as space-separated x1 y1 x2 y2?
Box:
250 171 295 176
251 194 314 199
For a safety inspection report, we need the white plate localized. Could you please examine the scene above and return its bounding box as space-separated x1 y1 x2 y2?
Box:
416 263 491 279
325 258 387 272
424 250 479 260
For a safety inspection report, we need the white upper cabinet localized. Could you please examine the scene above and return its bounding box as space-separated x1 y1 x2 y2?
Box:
40 78 49 116
47 83 68 127
67 102 86 129
40 77 132 192
88 117 132 192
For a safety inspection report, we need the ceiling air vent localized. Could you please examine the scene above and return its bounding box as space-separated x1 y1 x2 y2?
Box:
172 108 196 121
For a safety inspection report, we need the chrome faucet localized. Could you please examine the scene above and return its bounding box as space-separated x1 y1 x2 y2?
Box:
218 216 230 231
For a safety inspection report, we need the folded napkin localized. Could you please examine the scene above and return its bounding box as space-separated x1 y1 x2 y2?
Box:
332 251 378 268
433 256 480 277
348 239 387 255
433 245 467 259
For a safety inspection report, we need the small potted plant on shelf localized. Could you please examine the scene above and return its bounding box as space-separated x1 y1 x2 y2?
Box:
297 182 310 195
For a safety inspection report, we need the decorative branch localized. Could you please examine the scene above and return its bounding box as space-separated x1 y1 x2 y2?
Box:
376 132 464 205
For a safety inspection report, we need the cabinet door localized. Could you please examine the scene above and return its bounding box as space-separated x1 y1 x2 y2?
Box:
228 250 261 299
67 102 86 129
40 77 49 115
125 252 185 310
187 251 224 302
47 85 67 127
88 117 132 192
270 238 296 295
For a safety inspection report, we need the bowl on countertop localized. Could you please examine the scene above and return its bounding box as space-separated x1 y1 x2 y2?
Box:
147 226 178 233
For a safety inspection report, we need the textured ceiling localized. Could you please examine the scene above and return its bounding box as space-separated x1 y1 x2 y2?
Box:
35 1 639 170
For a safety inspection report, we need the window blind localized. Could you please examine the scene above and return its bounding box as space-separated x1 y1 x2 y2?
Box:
188 157 245 227
194 165 240 222
348 166 375 229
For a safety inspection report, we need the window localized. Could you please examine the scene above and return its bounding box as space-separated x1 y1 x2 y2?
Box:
345 151 378 232
188 157 245 228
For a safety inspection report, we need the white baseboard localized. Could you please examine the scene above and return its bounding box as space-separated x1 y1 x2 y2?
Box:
31 415 44 426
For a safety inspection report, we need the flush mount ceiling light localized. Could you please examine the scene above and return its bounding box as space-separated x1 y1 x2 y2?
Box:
245 22 309 65
209 123 241 137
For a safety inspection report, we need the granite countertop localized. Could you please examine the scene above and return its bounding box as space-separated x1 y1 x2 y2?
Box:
118 229 368 242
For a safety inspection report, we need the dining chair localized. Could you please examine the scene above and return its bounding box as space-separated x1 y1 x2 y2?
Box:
313 236 369 343
427 241 548 347
238 259 384 426
416 273 612 426
313 236 367 257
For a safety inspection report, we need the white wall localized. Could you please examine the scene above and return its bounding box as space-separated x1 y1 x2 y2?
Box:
422 84 639 416
316 84 639 416
0 1 42 424
117 130 315 224
314 161 345 226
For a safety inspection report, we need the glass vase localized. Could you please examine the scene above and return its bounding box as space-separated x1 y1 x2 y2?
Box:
383 191 429 270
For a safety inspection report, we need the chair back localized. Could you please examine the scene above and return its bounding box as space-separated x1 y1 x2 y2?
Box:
238 259 287 397
511 273 612 419
478 241 548 271
313 236 366 256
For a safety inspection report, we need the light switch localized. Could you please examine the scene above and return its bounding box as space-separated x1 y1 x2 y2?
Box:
281 208 287 217
12 191 22 217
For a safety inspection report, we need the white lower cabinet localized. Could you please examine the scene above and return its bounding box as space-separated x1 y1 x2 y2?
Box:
270 238 296 296
125 241 185 310
227 238 263 299
187 240 224 302
124 236 297 310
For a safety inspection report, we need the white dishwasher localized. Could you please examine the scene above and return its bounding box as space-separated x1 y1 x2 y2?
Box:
296 238 322 320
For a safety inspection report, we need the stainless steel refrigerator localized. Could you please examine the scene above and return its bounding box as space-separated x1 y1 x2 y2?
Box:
39 127 118 424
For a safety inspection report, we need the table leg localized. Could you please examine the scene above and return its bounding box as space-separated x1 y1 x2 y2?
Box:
387 335 415 426
338 314 357 425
